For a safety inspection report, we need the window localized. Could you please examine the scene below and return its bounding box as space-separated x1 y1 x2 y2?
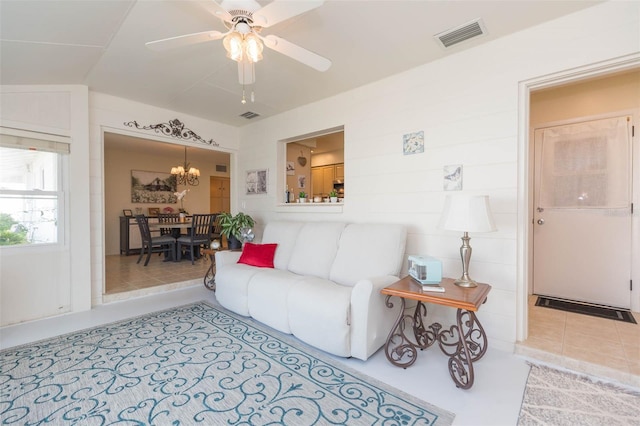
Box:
0 132 68 246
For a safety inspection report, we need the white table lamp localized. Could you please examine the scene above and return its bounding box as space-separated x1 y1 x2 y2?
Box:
438 195 497 287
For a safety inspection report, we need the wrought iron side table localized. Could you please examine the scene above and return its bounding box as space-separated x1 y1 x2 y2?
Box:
381 276 491 389
202 248 218 291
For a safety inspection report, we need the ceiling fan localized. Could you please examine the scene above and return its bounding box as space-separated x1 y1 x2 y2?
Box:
146 0 331 87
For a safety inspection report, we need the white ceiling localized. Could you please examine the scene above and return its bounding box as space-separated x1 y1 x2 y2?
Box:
0 0 601 128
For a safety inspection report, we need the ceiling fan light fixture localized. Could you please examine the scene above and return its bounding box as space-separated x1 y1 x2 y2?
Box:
223 32 244 61
224 31 263 64
244 33 263 62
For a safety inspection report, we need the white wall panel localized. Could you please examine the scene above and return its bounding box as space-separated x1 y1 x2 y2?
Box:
0 90 71 133
0 85 90 326
235 1 640 350
88 92 241 305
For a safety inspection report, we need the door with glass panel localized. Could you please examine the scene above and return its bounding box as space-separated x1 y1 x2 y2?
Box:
532 115 633 309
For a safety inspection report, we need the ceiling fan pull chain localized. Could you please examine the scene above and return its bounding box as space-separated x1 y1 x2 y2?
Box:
241 61 247 104
251 61 256 103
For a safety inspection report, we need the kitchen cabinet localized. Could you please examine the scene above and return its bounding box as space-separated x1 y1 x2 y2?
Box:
311 167 324 196
311 164 341 197
311 163 344 197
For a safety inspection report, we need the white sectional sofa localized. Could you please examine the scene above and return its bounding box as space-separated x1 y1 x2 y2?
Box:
214 221 407 361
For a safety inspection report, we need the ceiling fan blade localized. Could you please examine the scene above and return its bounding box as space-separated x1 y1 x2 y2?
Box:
262 35 331 72
238 61 256 85
198 0 232 23
252 0 324 28
146 30 225 51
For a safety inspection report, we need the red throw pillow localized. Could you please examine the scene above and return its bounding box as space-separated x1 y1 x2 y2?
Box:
237 243 277 268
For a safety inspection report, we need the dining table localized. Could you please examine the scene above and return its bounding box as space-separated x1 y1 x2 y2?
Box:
148 221 193 261
149 221 192 231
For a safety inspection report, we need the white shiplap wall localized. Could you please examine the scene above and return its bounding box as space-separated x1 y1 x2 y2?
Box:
235 1 640 351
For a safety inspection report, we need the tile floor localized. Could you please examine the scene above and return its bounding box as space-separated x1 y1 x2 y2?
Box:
105 253 211 295
516 295 640 387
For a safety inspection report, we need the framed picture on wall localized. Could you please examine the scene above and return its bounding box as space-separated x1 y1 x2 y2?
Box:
122 209 133 217
443 164 463 191
148 207 160 217
286 161 295 175
131 170 177 203
403 131 424 155
246 169 268 195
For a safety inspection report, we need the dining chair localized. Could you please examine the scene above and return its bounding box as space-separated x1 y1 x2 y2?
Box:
135 214 177 266
177 213 216 264
157 212 181 238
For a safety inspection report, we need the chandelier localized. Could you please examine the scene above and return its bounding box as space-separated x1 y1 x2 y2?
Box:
170 146 200 186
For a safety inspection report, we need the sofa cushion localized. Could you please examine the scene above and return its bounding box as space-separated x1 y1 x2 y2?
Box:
215 263 263 316
330 223 407 287
288 277 353 357
287 222 346 279
247 269 305 334
238 243 277 268
261 221 305 270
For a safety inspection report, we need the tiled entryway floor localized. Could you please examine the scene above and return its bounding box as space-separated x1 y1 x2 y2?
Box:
105 253 210 295
518 295 640 386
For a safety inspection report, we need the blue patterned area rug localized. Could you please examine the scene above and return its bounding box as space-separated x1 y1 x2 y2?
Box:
1 302 454 425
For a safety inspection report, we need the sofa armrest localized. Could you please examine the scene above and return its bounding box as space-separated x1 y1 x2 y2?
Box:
214 250 243 269
349 275 403 361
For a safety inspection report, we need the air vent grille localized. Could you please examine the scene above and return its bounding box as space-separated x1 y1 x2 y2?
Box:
215 165 227 173
435 18 486 48
240 111 260 119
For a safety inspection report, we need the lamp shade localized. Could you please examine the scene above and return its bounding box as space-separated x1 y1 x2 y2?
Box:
438 195 497 233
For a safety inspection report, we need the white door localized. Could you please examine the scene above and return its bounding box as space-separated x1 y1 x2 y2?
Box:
533 115 633 309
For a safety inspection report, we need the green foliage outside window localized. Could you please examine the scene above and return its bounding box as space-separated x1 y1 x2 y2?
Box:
0 213 28 246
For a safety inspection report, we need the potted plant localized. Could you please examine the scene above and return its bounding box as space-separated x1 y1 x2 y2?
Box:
299 191 307 203
218 212 255 250
329 189 338 203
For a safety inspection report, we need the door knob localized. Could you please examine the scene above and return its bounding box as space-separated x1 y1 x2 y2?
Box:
537 219 545 225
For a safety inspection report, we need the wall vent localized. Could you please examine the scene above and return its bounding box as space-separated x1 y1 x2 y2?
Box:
215 164 227 173
240 111 260 119
434 18 487 48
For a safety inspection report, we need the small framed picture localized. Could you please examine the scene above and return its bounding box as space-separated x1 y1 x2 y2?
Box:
444 164 463 191
246 169 268 195
403 131 424 155
148 207 160 217
122 209 133 217
286 161 295 176
297 175 306 189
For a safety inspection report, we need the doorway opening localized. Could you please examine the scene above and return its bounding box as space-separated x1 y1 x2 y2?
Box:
103 131 230 298
517 63 640 383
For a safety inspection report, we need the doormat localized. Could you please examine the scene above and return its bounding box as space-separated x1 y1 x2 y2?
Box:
535 296 637 324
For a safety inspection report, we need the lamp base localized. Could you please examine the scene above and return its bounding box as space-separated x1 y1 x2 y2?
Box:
454 277 478 288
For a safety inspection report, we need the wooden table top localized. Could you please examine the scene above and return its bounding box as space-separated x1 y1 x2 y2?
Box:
381 276 492 312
